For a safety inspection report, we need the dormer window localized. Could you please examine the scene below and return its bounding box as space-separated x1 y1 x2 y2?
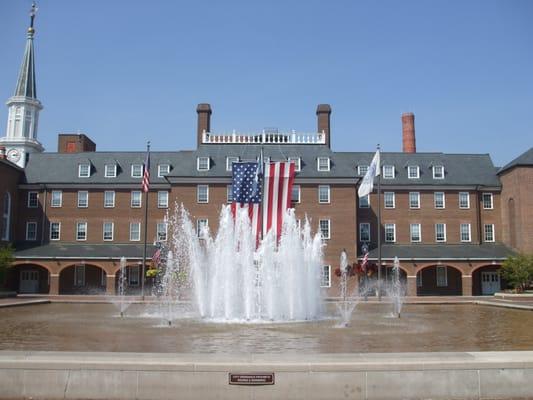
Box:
158 164 170 177
357 165 369 176
78 163 90 178
288 157 301 172
226 156 239 171
383 165 395 179
408 165 420 179
104 164 117 178
131 164 143 178
433 165 445 179
317 157 330 171
197 157 210 171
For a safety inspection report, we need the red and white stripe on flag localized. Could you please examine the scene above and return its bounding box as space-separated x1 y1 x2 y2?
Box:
263 161 296 239
142 152 150 193
230 203 262 241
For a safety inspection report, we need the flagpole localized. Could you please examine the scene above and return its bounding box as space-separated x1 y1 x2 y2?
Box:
377 144 382 301
141 141 150 299
260 146 265 240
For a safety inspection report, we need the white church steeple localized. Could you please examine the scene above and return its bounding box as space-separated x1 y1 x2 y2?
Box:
1 2 44 168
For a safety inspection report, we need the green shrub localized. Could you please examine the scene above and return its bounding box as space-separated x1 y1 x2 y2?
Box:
0 245 15 288
500 254 533 293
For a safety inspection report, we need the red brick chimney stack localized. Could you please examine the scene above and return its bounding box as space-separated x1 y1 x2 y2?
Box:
316 104 332 148
401 112 416 153
197 103 212 146
0 146 6 159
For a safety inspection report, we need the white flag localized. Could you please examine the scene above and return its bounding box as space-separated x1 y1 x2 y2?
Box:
358 150 380 198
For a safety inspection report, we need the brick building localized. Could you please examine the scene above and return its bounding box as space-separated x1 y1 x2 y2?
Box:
1 9 531 297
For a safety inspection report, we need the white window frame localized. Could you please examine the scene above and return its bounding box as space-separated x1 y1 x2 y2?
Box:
409 192 420 209
384 223 396 243
50 222 61 241
408 165 420 179
1 193 10 241
158 164 170 177
26 221 37 241
318 185 330 204
317 157 330 172
484 224 495 242
27 191 38 208
129 222 141 241
320 265 331 288
103 221 114 241
410 223 421 243
436 265 448 287
131 191 142 208
104 164 117 178
459 192 470 209
197 157 210 171
104 191 115 208
51 190 62 208
78 164 90 178
74 265 86 287
227 185 233 203
382 165 395 179
157 191 169 208
435 223 446 242
291 185 301 204
434 192 445 209
359 194 370 208
357 165 369 176
460 223 471 242
131 164 143 178
76 222 87 241
196 219 208 238
482 193 494 210
226 156 239 171
197 185 209 203
359 223 370 242
384 192 395 209
319 219 331 239
288 157 301 172
433 165 445 179
156 222 167 241
77 191 88 208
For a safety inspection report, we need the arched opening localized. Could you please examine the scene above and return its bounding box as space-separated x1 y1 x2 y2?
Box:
508 198 516 249
115 264 143 295
59 264 106 295
416 265 462 296
473 265 506 296
1 192 11 241
6 264 50 294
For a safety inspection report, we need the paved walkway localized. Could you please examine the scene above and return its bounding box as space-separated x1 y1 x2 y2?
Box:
0 297 49 308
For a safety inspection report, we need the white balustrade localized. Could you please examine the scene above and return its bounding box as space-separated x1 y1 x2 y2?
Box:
202 130 326 145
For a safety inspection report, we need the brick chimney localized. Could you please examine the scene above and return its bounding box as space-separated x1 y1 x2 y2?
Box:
401 112 416 153
316 104 331 147
58 134 96 153
197 103 212 146
0 146 5 159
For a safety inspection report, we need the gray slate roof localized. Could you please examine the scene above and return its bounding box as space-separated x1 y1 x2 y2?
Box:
14 243 156 259
498 147 533 174
366 243 514 260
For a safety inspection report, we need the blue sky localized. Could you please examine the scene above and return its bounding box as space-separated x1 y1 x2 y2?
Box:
1 0 531 166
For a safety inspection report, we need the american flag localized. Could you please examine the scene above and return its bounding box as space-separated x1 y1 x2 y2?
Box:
262 161 296 238
152 248 161 266
231 162 263 240
142 150 150 193
361 251 369 272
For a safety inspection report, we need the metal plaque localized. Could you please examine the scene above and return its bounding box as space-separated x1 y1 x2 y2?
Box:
229 372 275 385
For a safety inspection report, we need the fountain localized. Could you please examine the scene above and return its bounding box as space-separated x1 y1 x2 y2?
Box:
116 256 129 317
388 256 404 318
335 249 359 327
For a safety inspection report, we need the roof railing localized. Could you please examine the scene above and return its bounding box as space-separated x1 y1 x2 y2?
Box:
201 130 326 145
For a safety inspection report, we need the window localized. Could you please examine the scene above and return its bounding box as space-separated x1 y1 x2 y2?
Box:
130 222 141 241
482 193 493 209
359 194 370 208
157 191 169 208
384 192 395 208
1 193 10 241
291 185 300 203
227 185 233 203
27 191 38 208
158 164 170 177
26 221 37 241
357 165 369 176
410 223 421 242
51 190 62 207
50 222 61 240
131 164 143 178
78 164 90 178
459 192 470 209
318 185 330 203
76 222 87 241
409 192 420 209
103 222 114 241
460 223 471 242
197 185 209 203
433 165 444 179
74 265 85 287
435 223 446 242
408 165 420 179
197 219 208 238
226 156 239 171
484 224 495 242
383 165 395 179
77 191 88 208
317 157 330 171
197 157 210 171
436 266 447 286
319 219 330 239
104 164 117 178
320 265 331 287
434 192 445 209
288 157 301 172
104 191 115 208
131 191 142 208
156 222 167 241
128 265 140 286
385 223 396 243
359 223 370 242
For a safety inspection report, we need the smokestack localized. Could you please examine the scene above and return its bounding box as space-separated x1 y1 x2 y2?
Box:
197 103 212 147
316 104 331 148
402 112 416 153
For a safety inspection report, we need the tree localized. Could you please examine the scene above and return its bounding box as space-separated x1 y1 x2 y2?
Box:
500 254 533 293
0 245 15 288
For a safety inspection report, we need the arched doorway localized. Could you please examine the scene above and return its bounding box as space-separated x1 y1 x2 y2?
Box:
416 265 463 296
59 264 106 294
473 265 505 296
6 264 50 294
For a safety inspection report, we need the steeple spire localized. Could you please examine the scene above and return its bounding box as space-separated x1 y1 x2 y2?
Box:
14 2 38 98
